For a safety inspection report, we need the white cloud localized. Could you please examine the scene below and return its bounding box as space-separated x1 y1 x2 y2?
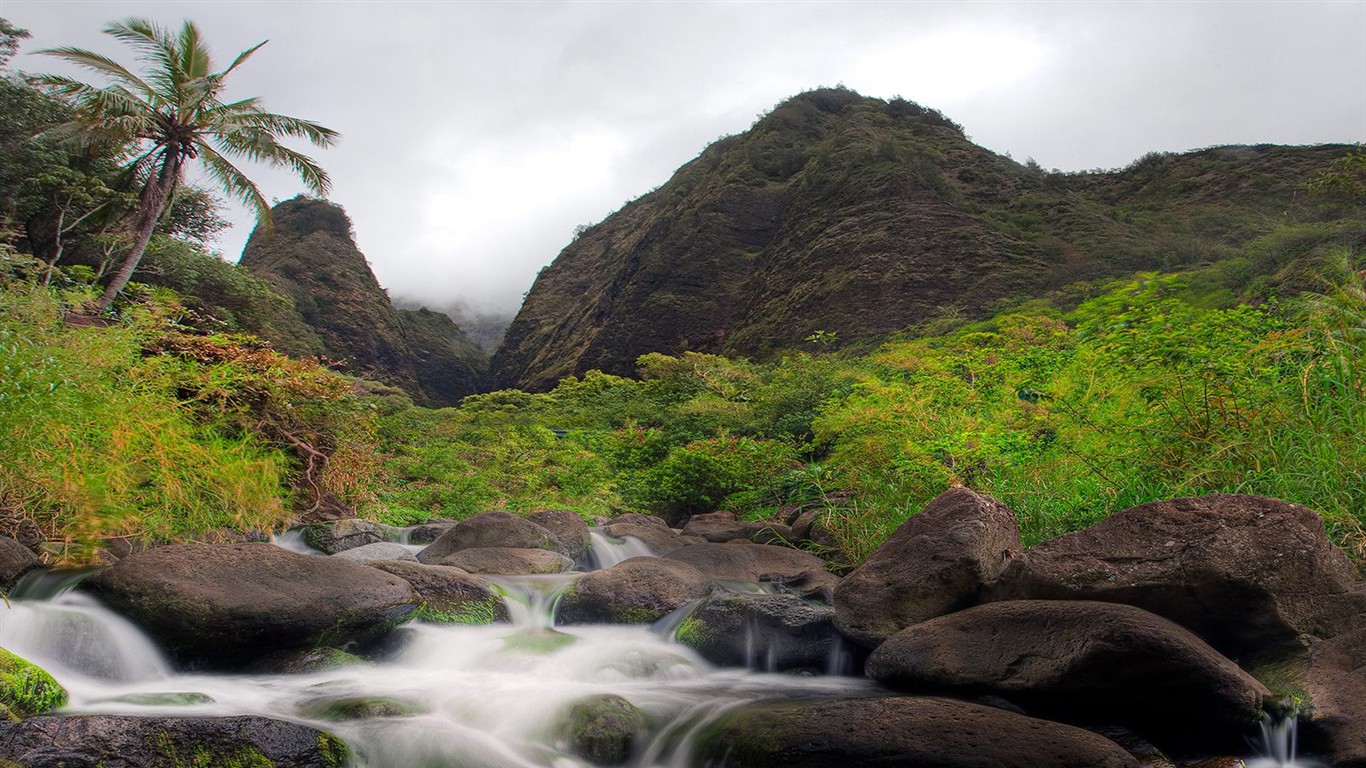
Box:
6 1 1362 316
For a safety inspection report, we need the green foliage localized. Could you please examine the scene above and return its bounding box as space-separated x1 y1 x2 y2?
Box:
0 646 67 717
0 266 374 559
620 434 797 521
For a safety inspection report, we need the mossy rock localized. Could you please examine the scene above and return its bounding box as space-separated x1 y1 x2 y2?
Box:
560 694 643 766
298 695 425 721
247 647 369 675
413 597 502 626
502 628 578 654
0 646 67 717
114 692 216 706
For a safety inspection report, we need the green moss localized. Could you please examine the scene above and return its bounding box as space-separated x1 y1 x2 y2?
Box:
299 696 424 721
1249 653 1313 714
146 732 274 768
0 646 67 717
414 597 500 626
318 732 351 768
674 617 716 649
610 605 664 624
502 628 578 654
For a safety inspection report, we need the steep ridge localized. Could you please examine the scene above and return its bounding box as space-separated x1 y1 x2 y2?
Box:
494 87 1362 391
241 197 488 405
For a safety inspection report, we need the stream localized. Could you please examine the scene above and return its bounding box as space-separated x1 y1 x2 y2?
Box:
0 532 873 767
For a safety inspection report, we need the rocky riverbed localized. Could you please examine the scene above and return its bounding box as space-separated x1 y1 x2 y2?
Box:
0 491 1361 767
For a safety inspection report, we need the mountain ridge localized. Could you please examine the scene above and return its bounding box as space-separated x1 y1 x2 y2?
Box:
493 87 1363 391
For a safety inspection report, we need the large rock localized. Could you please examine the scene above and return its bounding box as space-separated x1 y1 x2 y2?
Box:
992 494 1359 660
677 592 838 671
0 647 66 719
416 511 570 563
434 547 574 575
558 557 710 624
681 511 756 543
834 487 1021 648
866 600 1271 755
1304 622 1366 768
692 695 1139 768
663 541 838 601
600 515 689 554
0 536 41 593
560 694 642 766
0 714 350 768
301 518 389 554
528 510 592 559
84 543 419 668
368 559 508 624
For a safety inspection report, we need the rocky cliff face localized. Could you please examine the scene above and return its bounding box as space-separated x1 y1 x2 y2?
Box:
494 88 1362 391
241 197 488 405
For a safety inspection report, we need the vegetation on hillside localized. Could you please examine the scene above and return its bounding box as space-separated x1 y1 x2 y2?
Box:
0 19 1361 568
4 240 1361 565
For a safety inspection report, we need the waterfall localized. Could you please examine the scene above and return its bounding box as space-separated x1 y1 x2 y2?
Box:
586 530 656 569
1245 714 1320 768
0 575 172 687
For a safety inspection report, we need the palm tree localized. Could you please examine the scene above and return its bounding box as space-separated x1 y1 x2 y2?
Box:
30 18 338 312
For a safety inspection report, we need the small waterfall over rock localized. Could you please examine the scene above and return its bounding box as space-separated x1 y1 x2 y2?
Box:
587 530 657 569
0 572 171 686
1245 714 1320 768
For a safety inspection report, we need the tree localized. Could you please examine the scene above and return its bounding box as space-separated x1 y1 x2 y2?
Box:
30 17 338 311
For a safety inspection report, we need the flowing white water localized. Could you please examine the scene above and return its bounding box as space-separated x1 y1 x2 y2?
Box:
586 531 657 569
0 562 868 767
1244 715 1320 768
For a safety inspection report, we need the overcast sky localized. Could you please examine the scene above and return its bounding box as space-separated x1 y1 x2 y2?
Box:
4 1 1363 315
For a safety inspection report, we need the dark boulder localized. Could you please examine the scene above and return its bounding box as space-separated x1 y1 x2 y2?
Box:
0 536 41 593
404 520 456 545
992 494 1359 660
560 694 642 766
677 591 838 672
664 541 837 601
600 515 689 554
301 518 390 554
0 714 350 768
434 547 574 575
866 600 1271 755
1273 582 1366 768
681 511 756 543
528 510 592 559
834 487 1020 649
368 559 508 624
559 557 710 624
692 695 1140 768
84 543 418 668
416 511 570 563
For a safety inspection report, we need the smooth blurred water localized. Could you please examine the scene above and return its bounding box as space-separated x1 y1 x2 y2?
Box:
0 546 867 767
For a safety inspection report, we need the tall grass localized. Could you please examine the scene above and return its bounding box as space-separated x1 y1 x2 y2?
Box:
0 278 292 560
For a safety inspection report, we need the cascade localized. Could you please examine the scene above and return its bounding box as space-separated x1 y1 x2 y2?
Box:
1245 713 1319 768
586 530 657 569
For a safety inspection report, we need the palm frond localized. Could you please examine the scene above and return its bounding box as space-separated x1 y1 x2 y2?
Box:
214 130 331 196
33 47 157 100
197 142 272 221
220 40 267 78
176 20 213 80
103 18 179 97
204 107 340 148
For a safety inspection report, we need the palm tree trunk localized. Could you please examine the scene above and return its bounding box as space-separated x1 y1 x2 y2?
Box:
92 149 183 313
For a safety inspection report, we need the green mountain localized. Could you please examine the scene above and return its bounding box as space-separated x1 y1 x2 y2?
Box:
493 87 1364 391
240 197 488 405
